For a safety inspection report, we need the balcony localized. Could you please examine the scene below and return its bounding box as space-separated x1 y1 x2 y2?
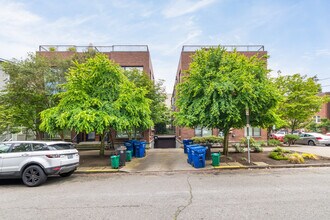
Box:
182 45 265 52
39 45 149 52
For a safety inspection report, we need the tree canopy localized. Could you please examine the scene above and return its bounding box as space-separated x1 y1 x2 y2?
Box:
0 54 71 139
175 47 278 155
40 54 153 155
274 74 327 132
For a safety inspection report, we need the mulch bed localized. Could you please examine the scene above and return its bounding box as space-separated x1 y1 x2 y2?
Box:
220 151 330 166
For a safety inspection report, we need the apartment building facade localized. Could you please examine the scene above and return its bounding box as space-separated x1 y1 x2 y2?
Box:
37 45 155 145
172 45 268 143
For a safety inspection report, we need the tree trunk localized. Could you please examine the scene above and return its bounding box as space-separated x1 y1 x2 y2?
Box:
60 131 64 141
99 133 105 156
109 129 115 150
36 130 43 140
223 129 230 155
267 126 272 146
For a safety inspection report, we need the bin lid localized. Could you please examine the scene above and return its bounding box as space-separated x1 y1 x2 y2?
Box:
116 146 127 151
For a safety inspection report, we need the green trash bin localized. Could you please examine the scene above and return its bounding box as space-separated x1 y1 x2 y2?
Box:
126 150 132 162
110 155 120 169
212 153 220 166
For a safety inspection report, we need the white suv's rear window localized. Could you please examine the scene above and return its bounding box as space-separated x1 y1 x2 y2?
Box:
47 143 75 150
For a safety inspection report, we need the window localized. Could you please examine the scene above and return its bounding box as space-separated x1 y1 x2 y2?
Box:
195 126 212 137
116 131 143 138
122 66 144 71
244 127 261 137
0 143 11 153
313 116 321 123
32 144 49 151
87 132 95 140
11 143 32 152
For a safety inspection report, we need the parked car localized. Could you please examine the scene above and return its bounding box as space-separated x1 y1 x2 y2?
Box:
294 133 330 146
0 141 79 187
272 131 287 142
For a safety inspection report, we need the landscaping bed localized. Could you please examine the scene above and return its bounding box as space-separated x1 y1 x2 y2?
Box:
219 150 330 166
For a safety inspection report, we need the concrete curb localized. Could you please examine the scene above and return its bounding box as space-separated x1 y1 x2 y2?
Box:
74 163 330 174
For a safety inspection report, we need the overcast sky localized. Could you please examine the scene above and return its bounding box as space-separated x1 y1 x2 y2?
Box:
1 0 329 93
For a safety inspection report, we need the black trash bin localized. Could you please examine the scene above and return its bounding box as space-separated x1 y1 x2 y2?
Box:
116 146 127 167
202 143 212 160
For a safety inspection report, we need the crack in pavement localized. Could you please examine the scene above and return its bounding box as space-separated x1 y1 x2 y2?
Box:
174 176 193 220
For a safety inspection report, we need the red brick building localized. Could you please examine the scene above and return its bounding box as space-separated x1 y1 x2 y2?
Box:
37 45 154 145
313 92 330 129
171 45 268 143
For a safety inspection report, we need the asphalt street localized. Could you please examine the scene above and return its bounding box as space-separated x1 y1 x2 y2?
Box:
1 168 330 220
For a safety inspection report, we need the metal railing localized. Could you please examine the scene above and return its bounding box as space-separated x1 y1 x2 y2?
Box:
39 45 149 52
182 45 265 52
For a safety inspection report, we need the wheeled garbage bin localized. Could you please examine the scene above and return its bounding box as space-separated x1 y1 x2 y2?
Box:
110 155 119 169
211 152 220 166
116 146 127 166
191 147 207 168
183 139 194 154
186 144 201 164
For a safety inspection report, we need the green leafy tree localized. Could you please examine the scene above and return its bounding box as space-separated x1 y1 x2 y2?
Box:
175 47 278 155
0 54 70 139
275 74 326 133
40 54 152 155
124 69 168 123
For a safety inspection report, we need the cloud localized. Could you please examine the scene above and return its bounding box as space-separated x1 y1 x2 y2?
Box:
163 0 216 18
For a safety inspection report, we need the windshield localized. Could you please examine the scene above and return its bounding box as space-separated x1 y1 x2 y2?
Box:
0 143 11 153
47 143 75 150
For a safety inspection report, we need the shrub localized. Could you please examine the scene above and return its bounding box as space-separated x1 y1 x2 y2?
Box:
257 141 267 147
192 136 223 144
302 153 319 160
232 143 245 153
288 153 305 164
269 151 288 160
49 47 56 52
240 137 255 147
268 139 281 147
252 144 264 153
284 134 300 146
67 47 77 52
273 146 290 153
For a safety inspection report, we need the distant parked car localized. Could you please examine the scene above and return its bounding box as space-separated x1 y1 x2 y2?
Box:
0 141 79 187
272 131 287 142
294 133 330 146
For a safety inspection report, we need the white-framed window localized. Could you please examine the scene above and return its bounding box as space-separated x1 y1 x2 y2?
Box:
313 116 321 123
244 127 261 137
195 126 212 137
122 66 144 71
116 131 143 138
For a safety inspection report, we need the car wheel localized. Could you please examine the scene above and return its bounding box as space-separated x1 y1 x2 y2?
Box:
308 140 315 146
22 165 47 187
59 170 75 177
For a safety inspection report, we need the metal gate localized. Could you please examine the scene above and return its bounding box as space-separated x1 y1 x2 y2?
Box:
154 135 176 148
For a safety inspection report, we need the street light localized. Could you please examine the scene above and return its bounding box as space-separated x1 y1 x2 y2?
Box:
246 108 251 164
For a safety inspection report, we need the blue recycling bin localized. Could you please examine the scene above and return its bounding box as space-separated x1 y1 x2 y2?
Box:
135 141 146 158
191 147 207 168
186 144 201 164
183 139 194 154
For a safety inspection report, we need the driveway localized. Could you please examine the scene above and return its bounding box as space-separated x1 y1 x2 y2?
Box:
121 148 213 172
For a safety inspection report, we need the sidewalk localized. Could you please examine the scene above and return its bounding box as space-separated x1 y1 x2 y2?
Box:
76 145 330 174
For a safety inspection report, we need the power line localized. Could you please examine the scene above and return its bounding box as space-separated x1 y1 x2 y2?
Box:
318 77 330 81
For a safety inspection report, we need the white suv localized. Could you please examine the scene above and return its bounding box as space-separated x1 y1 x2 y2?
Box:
0 141 79 187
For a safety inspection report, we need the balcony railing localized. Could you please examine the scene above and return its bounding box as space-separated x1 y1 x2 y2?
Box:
182 45 265 52
39 45 149 52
